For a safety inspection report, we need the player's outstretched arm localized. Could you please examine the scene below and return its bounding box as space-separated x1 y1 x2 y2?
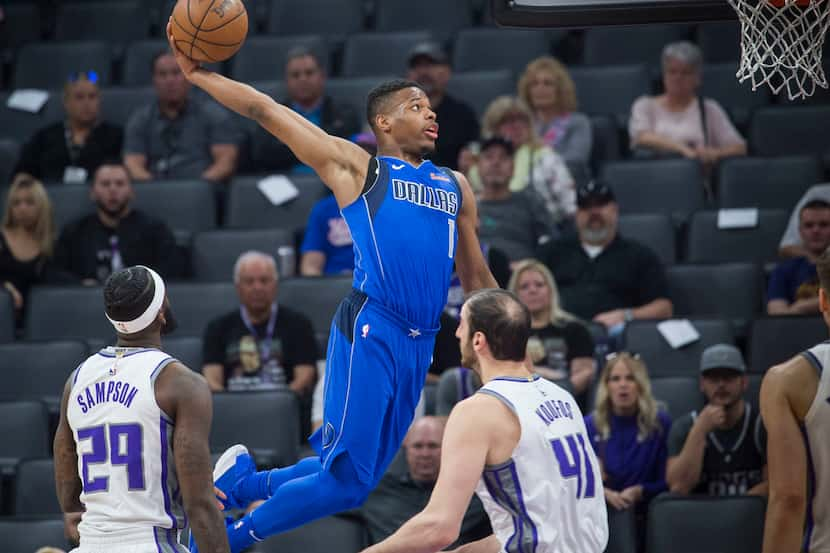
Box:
54 376 83 514
453 172 497 292
156 363 230 553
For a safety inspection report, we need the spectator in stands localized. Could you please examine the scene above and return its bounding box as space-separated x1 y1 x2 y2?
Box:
252 46 359 173
767 199 830 315
476 136 555 262
629 41 746 165
300 193 354 276
518 56 593 169
509 259 595 406
585 352 671 511
538 179 673 332
123 51 240 182
406 41 479 170
360 417 491 546
779 184 830 258
14 71 122 184
476 95 576 225
666 344 767 497
53 162 179 284
201 251 318 394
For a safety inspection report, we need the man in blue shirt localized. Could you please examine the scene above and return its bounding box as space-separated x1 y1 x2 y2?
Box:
767 199 830 316
300 194 354 275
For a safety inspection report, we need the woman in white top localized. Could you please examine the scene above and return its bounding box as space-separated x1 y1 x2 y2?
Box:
629 41 746 166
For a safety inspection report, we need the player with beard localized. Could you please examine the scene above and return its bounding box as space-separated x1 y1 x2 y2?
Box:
53 162 180 284
164 21 497 553
360 289 607 553
53 265 230 553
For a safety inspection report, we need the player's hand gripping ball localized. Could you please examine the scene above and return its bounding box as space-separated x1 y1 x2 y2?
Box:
170 0 248 63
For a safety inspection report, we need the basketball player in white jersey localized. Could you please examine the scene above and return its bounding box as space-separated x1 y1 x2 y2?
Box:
52 265 230 553
762 248 830 553
361 289 608 553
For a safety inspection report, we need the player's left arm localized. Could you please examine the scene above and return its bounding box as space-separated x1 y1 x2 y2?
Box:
453 171 498 293
53 375 83 513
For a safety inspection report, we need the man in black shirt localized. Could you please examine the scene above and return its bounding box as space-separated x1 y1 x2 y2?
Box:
201 251 318 394
53 162 179 283
406 42 479 170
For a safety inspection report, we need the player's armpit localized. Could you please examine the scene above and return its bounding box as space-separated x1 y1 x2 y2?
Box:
53 375 83 513
452 171 497 292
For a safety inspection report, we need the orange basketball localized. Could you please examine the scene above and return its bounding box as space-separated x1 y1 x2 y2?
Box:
170 0 248 63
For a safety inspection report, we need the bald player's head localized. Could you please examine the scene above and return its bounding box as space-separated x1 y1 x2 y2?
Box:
403 416 446 484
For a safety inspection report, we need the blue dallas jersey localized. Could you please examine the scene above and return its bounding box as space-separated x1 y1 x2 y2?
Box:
340 156 461 330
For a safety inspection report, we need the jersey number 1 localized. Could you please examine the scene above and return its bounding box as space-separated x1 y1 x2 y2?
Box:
550 433 596 500
447 219 456 259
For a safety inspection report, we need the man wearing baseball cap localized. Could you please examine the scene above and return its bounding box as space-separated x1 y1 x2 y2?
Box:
666 344 767 497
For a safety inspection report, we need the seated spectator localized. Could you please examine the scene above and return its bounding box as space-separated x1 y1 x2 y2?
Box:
201 251 318 393
406 41 479 170
518 56 593 169
509 259 595 406
435 366 479 417
123 51 240 182
767 199 830 315
300 193 354 276
252 46 359 173
476 137 554 262
629 41 746 166
53 162 179 284
666 344 767 497
779 183 830 258
537 180 673 332
585 352 671 512
14 71 122 184
359 417 491 546
475 95 576 225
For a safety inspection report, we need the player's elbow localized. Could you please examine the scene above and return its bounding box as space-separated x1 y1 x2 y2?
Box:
425 520 460 551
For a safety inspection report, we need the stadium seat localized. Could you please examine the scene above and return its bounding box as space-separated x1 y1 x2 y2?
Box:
374 0 473 40
618 213 676 266
132 179 217 235
166 282 237 337
122 39 170 87
590 114 622 170
452 28 551 74
667 263 761 334
0 517 69 553
0 291 14 344
162 336 203 371
685 209 789 265
230 35 329 82
0 340 88 403
225 174 329 231
341 31 432 78
569 65 651 127
26 286 114 341
278 276 354 349
0 401 50 475
605 506 638 553
55 1 150 47
717 155 821 210
582 24 692 67
0 4 42 52
601 159 705 224
255 514 369 553
13 41 113 89
748 316 827 373
267 0 365 39
99 86 154 127
701 62 772 129
210 391 299 467
745 373 763 408
697 21 741 63
749 105 830 158
0 91 66 144
651 377 704 421
646 494 765 553
446 70 514 118
0 139 20 186
47 185 94 232
623 319 734 377
191 229 294 282
14 458 60 515
325 75 396 125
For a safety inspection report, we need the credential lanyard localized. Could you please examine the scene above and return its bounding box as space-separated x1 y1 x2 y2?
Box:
240 303 278 361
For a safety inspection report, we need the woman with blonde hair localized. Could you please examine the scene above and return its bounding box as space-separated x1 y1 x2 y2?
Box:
518 56 593 167
585 352 671 512
508 259 595 405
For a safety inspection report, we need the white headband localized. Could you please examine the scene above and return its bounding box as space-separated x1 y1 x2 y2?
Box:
106 266 166 335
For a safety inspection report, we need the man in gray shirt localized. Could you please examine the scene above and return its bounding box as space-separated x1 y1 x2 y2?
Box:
476 137 553 262
123 51 241 182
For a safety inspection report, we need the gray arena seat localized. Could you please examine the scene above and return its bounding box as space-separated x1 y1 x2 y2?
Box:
583 24 691 66
590 114 622 170
0 517 69 553
701 63 772 129
255 514 368 553
717 155 821 210
452 28 551 74
0 291 14 344
162 336 203 372
267 0 365 39
132 179 217 235
230 35 329 82
14 458 60 515
278 276 354 349
618 213 676 266
226 174 329 231
570 65 651 127
651 377 704 421
697 21 741 62
25 286 114 342
748 316 828 373
374 0 473 40
191 229 294 282
325 75 396 124
13 41 113 89
122 39 169 87
341 31 432 78
0 401 50 476
0 91 66 144
99 86 155 127
604 506 638 553
166 282 237 337
446 70 514 118
685 209 789 265
0 340 88 403
47 185 93 232
749 105 830 158
55 1 150 47
0 139 20 186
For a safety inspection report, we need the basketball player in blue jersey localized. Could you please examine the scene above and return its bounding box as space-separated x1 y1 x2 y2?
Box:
165 24 498 553
53 266 229 553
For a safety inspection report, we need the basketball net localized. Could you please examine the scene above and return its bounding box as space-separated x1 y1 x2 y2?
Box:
728 0 830 99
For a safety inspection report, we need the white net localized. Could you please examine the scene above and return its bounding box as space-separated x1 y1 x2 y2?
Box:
728 0 830 99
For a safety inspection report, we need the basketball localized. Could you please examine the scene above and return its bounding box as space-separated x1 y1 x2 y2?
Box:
170 0 248 63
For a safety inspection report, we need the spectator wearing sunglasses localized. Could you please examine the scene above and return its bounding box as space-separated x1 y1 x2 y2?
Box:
13 71 123 185
123 51 242 182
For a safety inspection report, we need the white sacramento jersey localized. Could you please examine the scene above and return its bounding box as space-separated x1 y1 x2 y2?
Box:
474 375 608 553
66 347 186 552
802 343 830 553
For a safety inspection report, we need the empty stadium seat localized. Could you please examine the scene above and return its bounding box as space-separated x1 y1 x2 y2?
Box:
651 377 704 421
570 65 651 127
230 35 329 82
225 174 329 231
646 494 765 553
166 282 237 337
701 63 771 129
618 213 676 266
582 24 691 66
605 507 638 553
255 514 368 553
446 70 514 118
0 401 50 475
14 458 60 515
0 340 88 402
99 86 154 127
55 1 149 47
267 0 365 39
13 41 113 89
0 139 20 187
717 155 821 210
162 336 203 371
341 31 431 78
191 229 294 282
47 185 94 231
374 0 473 40
749 105 830 158
697 21 741 63
325 75 396 124
210 391 299 467
623 319 734 377
0 517 69 553
278 276 354 348
25 286 113 341
0 91 66 144
122 39 170 87
452 28 551 74
748 316 827 373
685 209 789 265
132 179 217 235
